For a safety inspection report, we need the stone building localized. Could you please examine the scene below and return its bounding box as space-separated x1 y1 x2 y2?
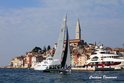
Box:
70 19 87 66
10 56 24 68
69 19 84 47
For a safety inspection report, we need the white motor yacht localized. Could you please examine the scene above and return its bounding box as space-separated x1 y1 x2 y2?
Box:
85 46 124 70
33 56 53 70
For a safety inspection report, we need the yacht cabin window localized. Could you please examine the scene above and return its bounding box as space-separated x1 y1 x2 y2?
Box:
48 58 53 60
91 56 98 61
100 52 106 54
91 52 97 55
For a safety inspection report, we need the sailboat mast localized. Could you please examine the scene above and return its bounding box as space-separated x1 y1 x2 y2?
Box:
61 25 69 68
61 16 71 68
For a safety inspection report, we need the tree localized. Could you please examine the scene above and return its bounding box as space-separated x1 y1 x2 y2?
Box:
32 47 42 53
43 46 46 53
123 43 124 49
47 45 51 51
78 40 85 48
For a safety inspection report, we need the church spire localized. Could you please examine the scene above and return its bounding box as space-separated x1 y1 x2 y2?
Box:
75 18 81 40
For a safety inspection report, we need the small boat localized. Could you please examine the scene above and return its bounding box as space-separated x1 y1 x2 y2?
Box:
85 45 124 71
43 16 71 74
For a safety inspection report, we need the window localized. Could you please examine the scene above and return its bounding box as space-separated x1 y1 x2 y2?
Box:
44 61 48 64
92 56 98 61
48 58 53 60
100 52 106 54
91 52 97 55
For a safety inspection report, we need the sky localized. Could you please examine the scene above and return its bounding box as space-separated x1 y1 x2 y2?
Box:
0 0 124 66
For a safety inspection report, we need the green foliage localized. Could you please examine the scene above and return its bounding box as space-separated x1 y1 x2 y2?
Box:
47 45 51 51
32 47 42 53
43 46 46 53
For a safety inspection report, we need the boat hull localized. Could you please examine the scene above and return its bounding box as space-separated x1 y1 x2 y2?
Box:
95 67 115 71
43 69 71 74
71 66 124 71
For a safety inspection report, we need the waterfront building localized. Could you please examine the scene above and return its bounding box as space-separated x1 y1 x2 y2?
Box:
77 54 87 66
71 19 87 66
24 52 45 68
10 56 24 68
23 53 32 68
31 56 37 68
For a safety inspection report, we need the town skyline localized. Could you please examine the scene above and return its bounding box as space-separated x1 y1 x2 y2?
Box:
0 0 124 66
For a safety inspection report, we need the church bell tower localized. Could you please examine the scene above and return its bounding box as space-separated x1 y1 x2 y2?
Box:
75 19 81 40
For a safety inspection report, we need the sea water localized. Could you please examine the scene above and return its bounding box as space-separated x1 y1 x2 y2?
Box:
0 68 124 83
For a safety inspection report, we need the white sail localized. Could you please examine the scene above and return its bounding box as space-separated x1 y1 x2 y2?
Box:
52 16 67 65
43 16 71 73
61 24 71 68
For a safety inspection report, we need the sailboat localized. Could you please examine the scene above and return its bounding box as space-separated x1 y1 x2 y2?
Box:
43 16 71 73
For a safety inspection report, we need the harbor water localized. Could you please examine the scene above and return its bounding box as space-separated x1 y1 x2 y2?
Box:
0 68 124 83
